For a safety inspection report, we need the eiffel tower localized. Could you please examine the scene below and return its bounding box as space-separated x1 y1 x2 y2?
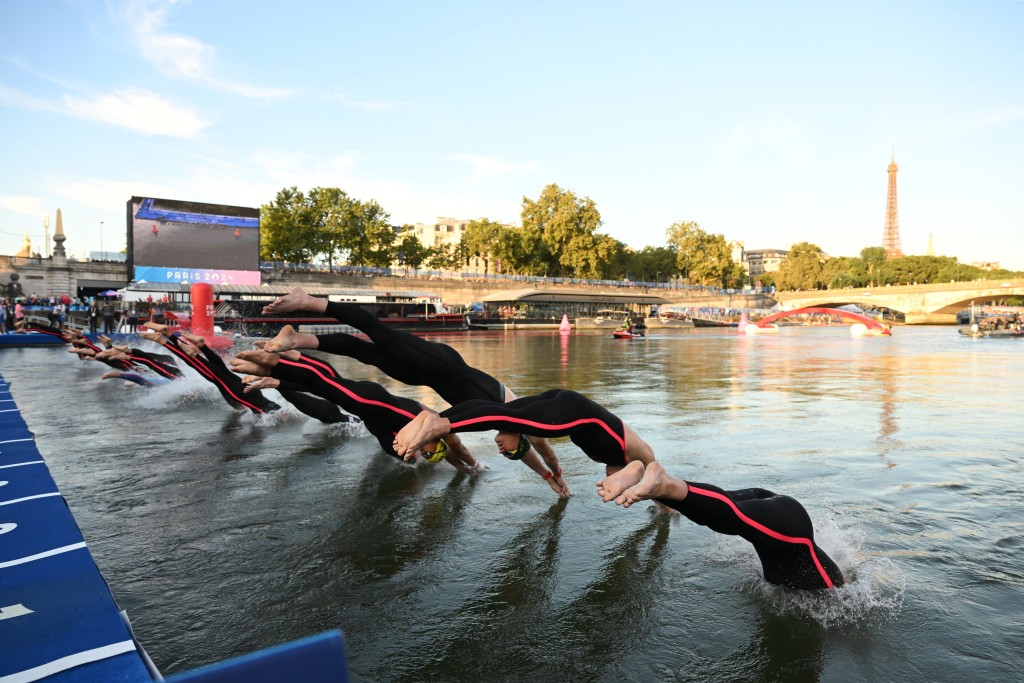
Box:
882 153 904 258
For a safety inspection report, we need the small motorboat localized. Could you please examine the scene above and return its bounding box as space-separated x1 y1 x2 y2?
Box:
612 329 643 339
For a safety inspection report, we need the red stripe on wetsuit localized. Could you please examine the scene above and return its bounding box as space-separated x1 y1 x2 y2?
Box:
687 485 836 589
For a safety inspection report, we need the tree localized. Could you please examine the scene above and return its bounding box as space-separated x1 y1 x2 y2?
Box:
341 198 395 267
665 220 741 286
774 242 828 290
520 184 607 277
860 246 887 287
260 187 321 262
426 242 463 271
462 219 506 275
308 186 351 271
396 230 429 273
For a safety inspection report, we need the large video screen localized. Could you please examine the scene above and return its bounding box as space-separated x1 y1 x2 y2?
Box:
126 196 261 285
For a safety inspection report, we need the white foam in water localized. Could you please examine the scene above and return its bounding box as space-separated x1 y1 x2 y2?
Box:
753 513 907 628
130 371 221 410
698 513 906 628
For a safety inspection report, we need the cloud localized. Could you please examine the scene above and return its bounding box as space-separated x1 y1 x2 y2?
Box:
1 80 207 138
714 116 813 168
121 0 295 99
446 154 539 196
0 84 63 114
328 92 409 113
63 88 209 137
0 195 51 218
964 104 1024 131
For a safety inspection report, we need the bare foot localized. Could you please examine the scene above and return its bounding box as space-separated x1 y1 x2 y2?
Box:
100 371 121 380
597 461 645 503
617 461 687 509
261 287 323 315
229 356 273 376
393 410 451 458
263 325 302 353
242 375 280 392
236 349 280 365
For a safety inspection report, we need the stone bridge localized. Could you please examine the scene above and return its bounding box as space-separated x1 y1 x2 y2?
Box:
775 279 1024 324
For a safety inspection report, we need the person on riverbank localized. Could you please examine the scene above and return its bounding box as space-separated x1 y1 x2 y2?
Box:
101 301 115 334
392 390 843 590
88 301 100 333
259 287 570 496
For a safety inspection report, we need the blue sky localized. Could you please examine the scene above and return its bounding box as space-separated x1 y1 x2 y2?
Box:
2 0 1022 269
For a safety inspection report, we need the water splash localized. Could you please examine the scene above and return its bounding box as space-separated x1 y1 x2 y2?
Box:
753 514 906 628
698 513 906 628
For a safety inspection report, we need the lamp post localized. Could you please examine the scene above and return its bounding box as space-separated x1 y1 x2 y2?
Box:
100 221 104 258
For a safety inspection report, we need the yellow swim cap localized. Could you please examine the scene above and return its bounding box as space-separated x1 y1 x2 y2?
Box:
424 439 448 464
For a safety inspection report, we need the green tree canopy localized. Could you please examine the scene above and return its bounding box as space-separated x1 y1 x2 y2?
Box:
520 183 607 277
774 242 828 290
665 220 742 287
260 186 322 262
259 186 395 268
395 230 429 272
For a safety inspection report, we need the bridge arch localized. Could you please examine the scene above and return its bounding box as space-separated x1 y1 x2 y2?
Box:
754 306 888 330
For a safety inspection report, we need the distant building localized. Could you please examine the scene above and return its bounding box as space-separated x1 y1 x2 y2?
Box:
396 217 509 274
970 261 1001 271
744 248 790 276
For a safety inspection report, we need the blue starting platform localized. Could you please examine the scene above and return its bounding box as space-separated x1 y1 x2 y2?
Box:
0 373 349 682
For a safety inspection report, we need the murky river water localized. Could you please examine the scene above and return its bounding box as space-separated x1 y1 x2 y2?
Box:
1 326 1021 681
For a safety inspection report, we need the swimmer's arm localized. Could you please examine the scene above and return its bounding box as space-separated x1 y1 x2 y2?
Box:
520 451 572 498
531 442 570 497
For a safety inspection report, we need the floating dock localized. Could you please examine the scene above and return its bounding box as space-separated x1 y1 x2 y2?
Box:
0 371 349 682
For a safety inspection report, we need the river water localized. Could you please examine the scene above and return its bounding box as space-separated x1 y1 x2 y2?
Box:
1 326 1021 682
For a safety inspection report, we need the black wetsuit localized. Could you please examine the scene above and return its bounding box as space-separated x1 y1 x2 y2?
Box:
123 347 182 379
662 483 844 589
311 301 504 404
276 378 357 425
440 389 627 467
270 353 421 457
438 388 843 589
162 335 279 414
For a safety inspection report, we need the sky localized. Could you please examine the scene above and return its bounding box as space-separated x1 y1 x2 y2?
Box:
1 0 1022 269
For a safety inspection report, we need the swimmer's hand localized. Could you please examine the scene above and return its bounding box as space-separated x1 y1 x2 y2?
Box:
242 375 280 392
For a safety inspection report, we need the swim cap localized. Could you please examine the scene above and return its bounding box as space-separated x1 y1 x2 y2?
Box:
423 439 449 464
501 433 530 461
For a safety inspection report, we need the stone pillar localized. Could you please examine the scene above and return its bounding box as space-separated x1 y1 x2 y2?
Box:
47 208 74 297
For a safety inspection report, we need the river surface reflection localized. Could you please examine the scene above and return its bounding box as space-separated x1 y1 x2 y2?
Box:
1 326 1021 681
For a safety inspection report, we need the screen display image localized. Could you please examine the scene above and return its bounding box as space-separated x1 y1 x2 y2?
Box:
128 196 261 285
